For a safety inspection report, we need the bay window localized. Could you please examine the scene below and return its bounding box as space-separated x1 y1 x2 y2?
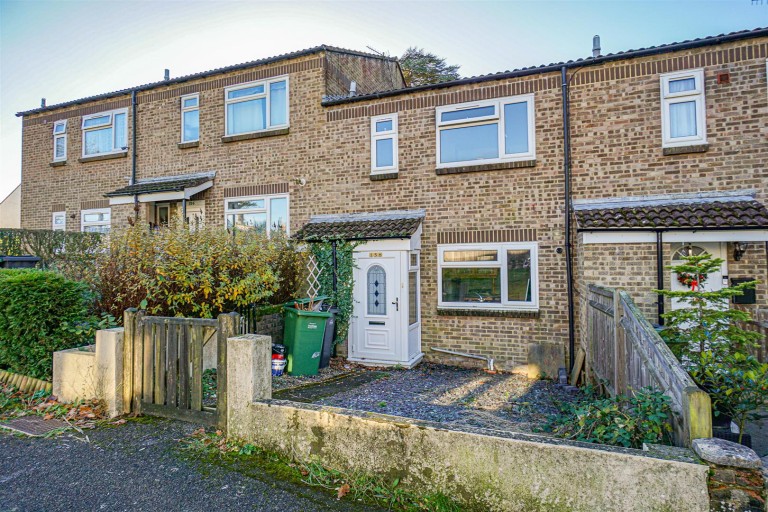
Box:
436 94 535 168
224 77 289 136
438 242 538 311
660 69 706 147
81 109 127 157
224 194 288 235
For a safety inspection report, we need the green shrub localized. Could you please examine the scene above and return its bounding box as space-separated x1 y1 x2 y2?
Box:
543 386 673 448
0 228 102 272
0 269 95 379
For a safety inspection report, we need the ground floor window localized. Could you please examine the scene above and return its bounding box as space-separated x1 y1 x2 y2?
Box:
81 208 111 233
438 242 538 310
224 194 288 235
52 211 66 231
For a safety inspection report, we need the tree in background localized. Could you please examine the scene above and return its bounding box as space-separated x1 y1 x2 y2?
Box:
399 47 461 87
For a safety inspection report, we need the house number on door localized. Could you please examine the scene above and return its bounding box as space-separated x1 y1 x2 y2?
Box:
369 252 382 257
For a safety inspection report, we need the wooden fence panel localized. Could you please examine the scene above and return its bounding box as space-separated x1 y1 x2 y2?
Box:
734 305 768 363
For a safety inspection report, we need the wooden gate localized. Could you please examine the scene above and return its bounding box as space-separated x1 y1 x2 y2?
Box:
122 309 239 429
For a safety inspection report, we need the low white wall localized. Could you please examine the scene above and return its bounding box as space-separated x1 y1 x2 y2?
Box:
52 328 124 417
226 335 711 512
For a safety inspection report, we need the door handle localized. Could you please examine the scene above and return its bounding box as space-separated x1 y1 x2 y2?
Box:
392 298 399 311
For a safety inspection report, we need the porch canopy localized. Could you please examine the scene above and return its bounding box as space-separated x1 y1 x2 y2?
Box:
295 209 425 242
574 190 768 244
104 171 215 206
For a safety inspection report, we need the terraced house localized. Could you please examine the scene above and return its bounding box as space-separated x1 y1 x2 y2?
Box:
16 28 768 373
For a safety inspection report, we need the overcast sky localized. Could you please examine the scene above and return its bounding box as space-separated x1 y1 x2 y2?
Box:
0 0 765 201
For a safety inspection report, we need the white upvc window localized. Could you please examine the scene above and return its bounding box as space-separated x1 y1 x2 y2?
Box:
81 108 128 157
81 208 111 233
438 242 539 311
53 120 67 161
224 76 289 136
52 211 66 231
436 94 535 168
370 113 398 174
224 194 289 235
180 93 199 142
660 69 706 147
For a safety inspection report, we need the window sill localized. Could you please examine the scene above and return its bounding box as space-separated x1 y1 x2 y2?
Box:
49 160 67 168
78 151 128 163
436 159 536 176
370 172 398 181
221 128 289 143
662 144 709 156
437 307 539 318
178 141 200 149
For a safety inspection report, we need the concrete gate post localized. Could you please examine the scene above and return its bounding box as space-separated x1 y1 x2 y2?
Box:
226 334 272 438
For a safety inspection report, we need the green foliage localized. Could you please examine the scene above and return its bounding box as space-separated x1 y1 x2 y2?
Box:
543 386 673 448
0 228 102 274
0 269 95 379
89 223 306 319
309 239 358 343
399 47 461 87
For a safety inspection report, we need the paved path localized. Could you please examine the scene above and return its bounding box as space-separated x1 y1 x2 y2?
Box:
0 419 382 512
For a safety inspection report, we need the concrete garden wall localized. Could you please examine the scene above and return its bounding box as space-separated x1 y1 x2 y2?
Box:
226 334 711 512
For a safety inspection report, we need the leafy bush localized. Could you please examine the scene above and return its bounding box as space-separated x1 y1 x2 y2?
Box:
0 228 102 274
309 239 358 343
0 269 95 380
543 386 673 448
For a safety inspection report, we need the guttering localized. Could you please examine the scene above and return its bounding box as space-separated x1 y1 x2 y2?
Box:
577 226 768 232
656 231 665 326
561 66 576 373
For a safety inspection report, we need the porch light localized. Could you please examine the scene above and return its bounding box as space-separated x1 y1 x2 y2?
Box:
733 242 748 261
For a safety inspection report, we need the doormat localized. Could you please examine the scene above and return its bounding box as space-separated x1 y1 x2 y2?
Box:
0 416 69 437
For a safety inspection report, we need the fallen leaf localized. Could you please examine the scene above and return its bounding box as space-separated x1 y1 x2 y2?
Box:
111 419 127 425
337 483 350 500
43 413 55 420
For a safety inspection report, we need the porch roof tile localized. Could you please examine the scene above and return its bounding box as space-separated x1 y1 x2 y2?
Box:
296 210 425 241
104 171 215 197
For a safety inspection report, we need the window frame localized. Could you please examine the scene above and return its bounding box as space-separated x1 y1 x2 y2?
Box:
80 207 111 233
435 94 535 169
81 108 128 157
223 76 289 137
180 93 200 143
52 120 67 161
437 242 539 311
370 113 399 174
223 193 290 236
660 69 706 148
52 211 66 231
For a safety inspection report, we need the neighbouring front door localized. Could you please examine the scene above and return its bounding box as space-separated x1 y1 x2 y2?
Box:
670 242 726 310
351 251 401 363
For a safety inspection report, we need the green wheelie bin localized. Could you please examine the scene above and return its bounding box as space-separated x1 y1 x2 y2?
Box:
283 298 332 376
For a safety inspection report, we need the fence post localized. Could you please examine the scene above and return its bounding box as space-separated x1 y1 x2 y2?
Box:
217 312 240 432
684 386 712 445
122 308 137 414
612 289 622 395
132 310 146 414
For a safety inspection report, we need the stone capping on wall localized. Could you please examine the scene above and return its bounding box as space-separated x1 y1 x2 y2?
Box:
437 308 539 318
78 151 128 163
435 160 536 176
49 161 66 168
221 128 289 143
437 228 537 244
370 172 398 181
224 182 290 198
177 141 200 149
81 199 110 210
662 144 710 156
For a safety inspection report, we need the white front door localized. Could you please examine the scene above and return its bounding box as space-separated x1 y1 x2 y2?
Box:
670 242 727 310
351 251 400 363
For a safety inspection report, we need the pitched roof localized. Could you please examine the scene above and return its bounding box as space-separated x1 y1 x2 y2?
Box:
296 210 425 241
322 27 768 106
574 191 768 231
104 171 215 197
17 45 397 117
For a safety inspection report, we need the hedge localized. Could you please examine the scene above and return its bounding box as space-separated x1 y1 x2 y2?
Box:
0 269 94 380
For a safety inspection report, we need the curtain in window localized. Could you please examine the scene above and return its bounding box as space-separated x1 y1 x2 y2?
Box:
375 138 394 167
669 78 695 93
113 113 126 148
183 110 199 141
269 81 287 126
227 98 265 135
84 128 113 155
669 101 697 138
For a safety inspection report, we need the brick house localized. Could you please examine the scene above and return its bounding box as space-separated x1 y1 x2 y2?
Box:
16 29 768 372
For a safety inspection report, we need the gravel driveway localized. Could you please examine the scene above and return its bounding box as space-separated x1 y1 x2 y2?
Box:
0 419 383 512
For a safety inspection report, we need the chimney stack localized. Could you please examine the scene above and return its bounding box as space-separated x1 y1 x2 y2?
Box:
592 35 601 58
164 69 170 81
41 98 46 108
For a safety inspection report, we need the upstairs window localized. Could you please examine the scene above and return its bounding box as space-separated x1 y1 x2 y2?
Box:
436 94 535 168
180 93 199 142
370 113 398 174
225 194 288 235
53 120 67 161
52 211 66 231
81 208 111 233
224 77 288 136
82 109 127 156
660 69 706 147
